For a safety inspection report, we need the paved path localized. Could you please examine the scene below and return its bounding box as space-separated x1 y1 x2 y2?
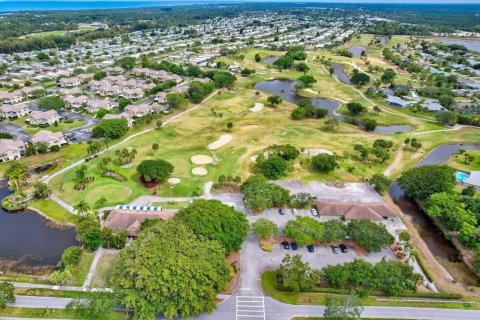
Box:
82 248 103 288
384 147 403 177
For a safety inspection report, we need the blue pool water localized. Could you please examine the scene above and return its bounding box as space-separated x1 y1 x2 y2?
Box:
455 171 470 181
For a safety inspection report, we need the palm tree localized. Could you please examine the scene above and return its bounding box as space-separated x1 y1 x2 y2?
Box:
75 165 87 181
73 201 90 215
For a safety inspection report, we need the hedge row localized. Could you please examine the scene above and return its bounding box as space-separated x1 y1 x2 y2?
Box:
412 250 435 283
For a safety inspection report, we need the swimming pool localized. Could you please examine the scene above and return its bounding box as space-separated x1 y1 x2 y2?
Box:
455 171 470 182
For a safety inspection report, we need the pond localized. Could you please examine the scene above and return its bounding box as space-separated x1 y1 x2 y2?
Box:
263 56 279 64
389 144 480 261
254 79 413 134
330 63 351 84
349 46 366 58
0 179 78 270
438 39 480 52
253 79 342 118
379 36 387 45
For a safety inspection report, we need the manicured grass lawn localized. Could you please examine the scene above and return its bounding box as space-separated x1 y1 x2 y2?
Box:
30 199 80 225
24 30 68 38
14 287 85 298
447 150 480 172
0 307 126 319
91 252 118 288
262 271 479 310
70 251 95 287
23 119 87 135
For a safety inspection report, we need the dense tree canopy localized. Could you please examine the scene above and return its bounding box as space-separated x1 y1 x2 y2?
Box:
112 221 230 319
348 220 394 252
92 118 128 139
38 96 65 110
240 175 291 211
311 154 337 172
137 159 174 182
175 199 248 253
284 216 324 245
398 165 456 200
250 218 279 240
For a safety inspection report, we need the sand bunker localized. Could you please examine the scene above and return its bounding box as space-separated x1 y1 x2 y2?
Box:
239 125 259 131
168 178 181 185
250 155 258 162
250 103 264 112
192 167 208 176
191 155 214 165
207 134 233 150
303 148 334 156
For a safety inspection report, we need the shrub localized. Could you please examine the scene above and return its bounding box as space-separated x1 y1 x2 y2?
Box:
311 154 337 172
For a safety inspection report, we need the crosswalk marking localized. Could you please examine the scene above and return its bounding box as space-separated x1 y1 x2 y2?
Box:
236 296 265 320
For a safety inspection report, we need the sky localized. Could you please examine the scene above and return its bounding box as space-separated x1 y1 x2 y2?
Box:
2 0 480 3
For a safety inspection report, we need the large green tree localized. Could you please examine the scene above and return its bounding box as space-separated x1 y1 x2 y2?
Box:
276 254 314 292
66 289 115 319
175 199 248 253
92 118 128 139
240 175 291 211
38 96 65 110
348 220 394 253
112 221 230 320
311 154 337 172
0 281 15 308
398 164 456 200
137 159 174 182
250 218 279 240
284 216 324 245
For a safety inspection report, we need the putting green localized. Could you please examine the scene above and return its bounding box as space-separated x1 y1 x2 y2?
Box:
85 184 133 205
167 157 189 176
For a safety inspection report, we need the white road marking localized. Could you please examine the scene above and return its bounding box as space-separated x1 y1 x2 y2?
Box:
236 296 265 320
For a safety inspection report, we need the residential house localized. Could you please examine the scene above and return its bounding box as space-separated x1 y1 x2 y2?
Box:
0 91 24 104
58 87 81 96
59 77 81 88
64 95 88 109
31 130 67 148
0 103 29 119
20 86 44 99
125 103 152 118
155 92 167 104
86 99 113 113
121 88 144 100
28 110 61 126
420 102 444 112
104 112 134 127
0 139 25 162
384 96 414 108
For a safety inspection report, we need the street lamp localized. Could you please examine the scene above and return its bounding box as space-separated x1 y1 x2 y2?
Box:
170 185 173 198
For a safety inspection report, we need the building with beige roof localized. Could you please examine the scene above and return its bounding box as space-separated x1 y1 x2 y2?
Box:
30 130 67 148
0 139 25 162
0 103 29 119
28 110 60 126
315 201 397 221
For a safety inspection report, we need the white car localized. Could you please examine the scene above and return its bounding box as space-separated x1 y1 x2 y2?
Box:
291 208 297 215
311 208 318 216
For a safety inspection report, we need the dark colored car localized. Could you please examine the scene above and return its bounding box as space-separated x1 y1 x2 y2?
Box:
307 244 315 252
291 242 298 250
339 244 348 253
282 241 290 249
278 208 286 215
331 245 339 254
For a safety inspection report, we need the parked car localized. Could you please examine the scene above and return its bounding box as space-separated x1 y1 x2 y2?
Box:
307 244 315 252
291 208 297 215
311 208 318 216
339 244 348 253
331 245 339 254
278 208 286 215
281 241 290 249
291 242 298 250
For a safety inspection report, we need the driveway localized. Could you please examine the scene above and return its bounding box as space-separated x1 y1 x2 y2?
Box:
0 123 31 142
60 111 98 142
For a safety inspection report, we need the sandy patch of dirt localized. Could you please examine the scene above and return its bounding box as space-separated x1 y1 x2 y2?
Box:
239 125 259 131
250 103 264 112
167 178 181 185
303 148 334 156
192 167 208 176
191 155 214 165
207 134 233 150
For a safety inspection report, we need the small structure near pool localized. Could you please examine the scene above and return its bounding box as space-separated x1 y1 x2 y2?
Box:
464 171 480 189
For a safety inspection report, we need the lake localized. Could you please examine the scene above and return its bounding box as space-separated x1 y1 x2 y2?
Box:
348 46 366 58
254 79 412 134
0 180 78 270
438 39 480 52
